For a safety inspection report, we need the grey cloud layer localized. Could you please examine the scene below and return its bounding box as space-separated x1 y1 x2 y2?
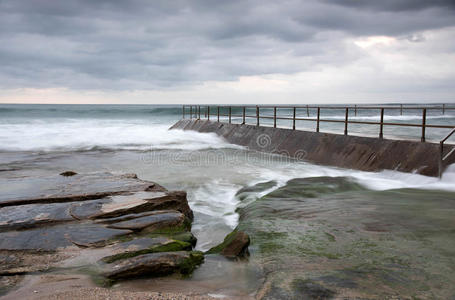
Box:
0 0 454 90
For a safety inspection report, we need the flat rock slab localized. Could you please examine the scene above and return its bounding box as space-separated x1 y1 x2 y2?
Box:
88 192 168 219
0 223 132 251
108 211 186 232
0 172 163 207
103 251 204 280
0 202 74 231
101 237 192 263
95 210 179 224
68 224 132 248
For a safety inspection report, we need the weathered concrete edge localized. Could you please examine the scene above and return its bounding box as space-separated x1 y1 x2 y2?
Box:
170 119 455 177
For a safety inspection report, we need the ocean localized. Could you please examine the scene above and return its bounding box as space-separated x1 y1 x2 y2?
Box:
0 103 454 249
1 104 455 297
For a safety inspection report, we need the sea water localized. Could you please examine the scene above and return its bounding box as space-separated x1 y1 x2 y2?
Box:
1 104 455 297
0 104 454 251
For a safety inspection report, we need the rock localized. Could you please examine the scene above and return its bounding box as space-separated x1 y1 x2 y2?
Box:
206 229 250 259
94 210 176 224
144 191 194 221
0 250 71 275
102 251 204 280
68 224 133 248
0 172 199 290
168 232 198 247
107 211 189 233
235 181 278 201
60 171 77 177
85 191 193 221
0 225 73 251
0 202 74 231
87 192 167 219
69 198 110 220
0 223 132 251
101 237 192 263
0 172 163 207
291 279 336 299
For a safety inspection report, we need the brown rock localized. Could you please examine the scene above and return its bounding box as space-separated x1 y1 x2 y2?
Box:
102 251 204 280
206 229 250 259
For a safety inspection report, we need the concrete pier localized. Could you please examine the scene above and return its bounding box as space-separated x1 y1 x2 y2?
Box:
171 119 455 177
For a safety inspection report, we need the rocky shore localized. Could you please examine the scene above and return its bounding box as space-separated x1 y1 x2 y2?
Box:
0 172 207 297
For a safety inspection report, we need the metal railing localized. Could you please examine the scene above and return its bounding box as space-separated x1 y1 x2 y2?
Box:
182 104 454 143
439 128 455 178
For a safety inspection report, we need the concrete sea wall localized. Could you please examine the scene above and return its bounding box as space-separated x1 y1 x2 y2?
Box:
171 119 455 177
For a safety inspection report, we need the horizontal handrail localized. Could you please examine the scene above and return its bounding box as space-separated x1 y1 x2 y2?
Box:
439 128 455 178
185 104 455 110
182 105 455 143
441 128 455 144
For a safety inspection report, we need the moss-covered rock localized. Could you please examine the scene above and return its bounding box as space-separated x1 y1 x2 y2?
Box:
206 229 250 259
102 251 204 280
101 238 192 263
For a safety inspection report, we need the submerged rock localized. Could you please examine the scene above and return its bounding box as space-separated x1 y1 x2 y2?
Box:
60 171 78 177
235 180 277 201
102 251 204 280
206 229 250 259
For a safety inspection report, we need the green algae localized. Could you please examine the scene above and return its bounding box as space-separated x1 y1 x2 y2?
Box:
233 176 455 298
206 229 239 254
167 231 197 246
178 251 204 275
101 239 192 263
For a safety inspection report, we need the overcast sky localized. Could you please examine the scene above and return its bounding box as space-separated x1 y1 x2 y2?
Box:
1 0 454 104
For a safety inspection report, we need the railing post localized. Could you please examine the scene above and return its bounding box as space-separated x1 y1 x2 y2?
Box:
229 106 232 124
443 104 445 115
217 106 220 122
421 108 426 142
182 105 185 119
273 107 277 128
439 141 444 178
344 107 349 135
306 105 309 117
198 106 201 120
379 108 384 139
242 106 246 124
316 107 320 132
293 107 296 130
190 106 192 119
355 105 357 117
400 104 403 116
256 106 260 126
207 106 210 121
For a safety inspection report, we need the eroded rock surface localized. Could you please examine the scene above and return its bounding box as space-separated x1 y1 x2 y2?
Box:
102 251 204 280
0 172 201 296
107 211 188 232
235 177 455 299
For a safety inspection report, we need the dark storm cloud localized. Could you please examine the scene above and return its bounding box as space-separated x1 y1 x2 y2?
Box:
0 0 454 90
324 0 455 12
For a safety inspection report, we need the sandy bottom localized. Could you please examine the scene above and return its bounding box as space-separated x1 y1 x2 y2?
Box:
0 271 255 300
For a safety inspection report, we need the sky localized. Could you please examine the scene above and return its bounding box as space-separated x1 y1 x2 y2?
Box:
0 0 455 104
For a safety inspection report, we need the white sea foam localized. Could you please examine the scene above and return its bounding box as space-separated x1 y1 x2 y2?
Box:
234 159 455 194
190 180 240 229
0 119 240 152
